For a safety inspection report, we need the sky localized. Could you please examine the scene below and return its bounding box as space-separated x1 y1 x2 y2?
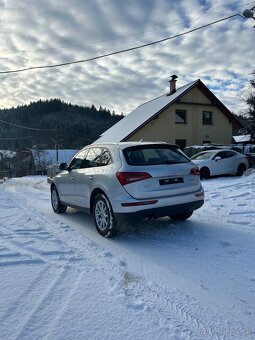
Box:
0 0 254 116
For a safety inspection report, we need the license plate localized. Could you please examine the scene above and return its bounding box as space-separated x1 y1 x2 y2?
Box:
159 177 184 185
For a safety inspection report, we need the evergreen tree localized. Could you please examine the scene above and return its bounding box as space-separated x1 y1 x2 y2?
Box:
245 75 255 141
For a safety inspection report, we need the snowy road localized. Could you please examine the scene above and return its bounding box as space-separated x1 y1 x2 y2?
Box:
0 174 255 339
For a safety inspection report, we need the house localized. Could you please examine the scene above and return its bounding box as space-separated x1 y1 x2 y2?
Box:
95 76 243 149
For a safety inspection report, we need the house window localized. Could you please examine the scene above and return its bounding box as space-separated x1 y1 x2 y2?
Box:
175 110 186 124
202 111 213 125
175 139 186 150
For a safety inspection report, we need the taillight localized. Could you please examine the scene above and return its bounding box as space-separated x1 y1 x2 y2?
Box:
116 172 151 185
190 167 200 175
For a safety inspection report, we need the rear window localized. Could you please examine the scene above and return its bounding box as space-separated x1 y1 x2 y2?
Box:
123 145 190 166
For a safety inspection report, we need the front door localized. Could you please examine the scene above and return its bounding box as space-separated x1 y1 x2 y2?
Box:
57 150 87 205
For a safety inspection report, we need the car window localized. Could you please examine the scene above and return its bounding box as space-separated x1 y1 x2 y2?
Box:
191 151 215 160
124 145 189 165
225 151 236 158
69 150 87 170
101 148 112 166
83 148 102 168
215 151 227 159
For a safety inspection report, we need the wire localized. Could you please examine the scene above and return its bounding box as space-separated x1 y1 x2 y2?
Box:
120 3 208 88
0 118 58 131
0 2 253 55
0 136 32 140
0 14 244 75
233 30 255 111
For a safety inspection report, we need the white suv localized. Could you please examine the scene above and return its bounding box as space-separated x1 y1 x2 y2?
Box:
51 142 204 237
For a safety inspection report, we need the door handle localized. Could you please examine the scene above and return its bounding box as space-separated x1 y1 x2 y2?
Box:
89 176 94 181
70 176 75 181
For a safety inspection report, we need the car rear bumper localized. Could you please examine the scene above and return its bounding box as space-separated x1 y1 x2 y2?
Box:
114 199 204 222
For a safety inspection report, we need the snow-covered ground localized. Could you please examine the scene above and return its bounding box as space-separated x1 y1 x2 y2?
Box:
0 174 255 339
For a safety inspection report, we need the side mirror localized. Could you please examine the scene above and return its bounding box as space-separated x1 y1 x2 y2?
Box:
214 156 221 161
59 162 68 170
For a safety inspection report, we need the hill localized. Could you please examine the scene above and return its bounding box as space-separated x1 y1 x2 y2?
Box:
0 99 123 150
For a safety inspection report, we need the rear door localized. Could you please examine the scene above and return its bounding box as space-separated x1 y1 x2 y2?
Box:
121 145 200 199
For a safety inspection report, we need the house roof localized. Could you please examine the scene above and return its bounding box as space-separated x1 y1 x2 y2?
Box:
94 79 242 143
0 150 16 159
233 135 251 143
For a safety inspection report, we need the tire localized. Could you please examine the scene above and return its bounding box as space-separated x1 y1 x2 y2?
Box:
200 167 210 179
169 211 193 221
51 186 67 214
236 163 246 176
93 194 119 237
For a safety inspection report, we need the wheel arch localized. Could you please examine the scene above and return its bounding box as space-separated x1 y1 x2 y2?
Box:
200 166 210 179
236 162 247 175
90 188 108 215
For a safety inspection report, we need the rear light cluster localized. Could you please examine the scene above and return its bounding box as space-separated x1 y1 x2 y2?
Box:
116 172 151 186
121 200 158 207
190 167 200 176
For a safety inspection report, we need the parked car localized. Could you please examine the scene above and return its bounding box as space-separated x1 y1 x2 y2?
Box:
50 142 204 237
190 149 249 179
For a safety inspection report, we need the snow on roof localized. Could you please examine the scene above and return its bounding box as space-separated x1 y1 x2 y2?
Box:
233 135 251 143
0 150 16 158
94 80 198 143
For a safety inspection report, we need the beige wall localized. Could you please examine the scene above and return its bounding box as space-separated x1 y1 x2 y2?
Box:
127 86 233 146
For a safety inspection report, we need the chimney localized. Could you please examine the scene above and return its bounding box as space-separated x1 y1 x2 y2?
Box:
168 75 178 95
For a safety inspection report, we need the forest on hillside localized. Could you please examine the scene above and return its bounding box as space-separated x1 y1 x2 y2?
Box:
0 99 123 150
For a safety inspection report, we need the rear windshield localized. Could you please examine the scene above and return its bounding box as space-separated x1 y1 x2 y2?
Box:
123 145 190 166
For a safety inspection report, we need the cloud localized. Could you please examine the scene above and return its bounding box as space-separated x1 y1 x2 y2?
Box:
0 0 254 115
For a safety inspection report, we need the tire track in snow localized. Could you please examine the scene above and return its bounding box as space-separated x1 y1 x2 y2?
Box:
45 270 85 340
110 270 249 339
3 182 252 339
0 266 50 326
14 267 68 340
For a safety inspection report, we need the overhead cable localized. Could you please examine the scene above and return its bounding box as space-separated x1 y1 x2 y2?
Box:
0 14 244 75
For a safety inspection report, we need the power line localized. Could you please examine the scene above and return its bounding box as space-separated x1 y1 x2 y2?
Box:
0 136 32 140
0 14 244 75
0 118 58 131
120 2 208 89
0 3 253 56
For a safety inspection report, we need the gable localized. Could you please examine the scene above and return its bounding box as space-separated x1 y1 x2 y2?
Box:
179 86 212 105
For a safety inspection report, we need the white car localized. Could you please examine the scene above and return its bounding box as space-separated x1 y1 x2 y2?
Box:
51 142 204 237
190 149 249 179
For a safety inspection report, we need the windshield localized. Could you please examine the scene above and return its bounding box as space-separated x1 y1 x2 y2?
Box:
191 151 216 160
124 145 190 166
